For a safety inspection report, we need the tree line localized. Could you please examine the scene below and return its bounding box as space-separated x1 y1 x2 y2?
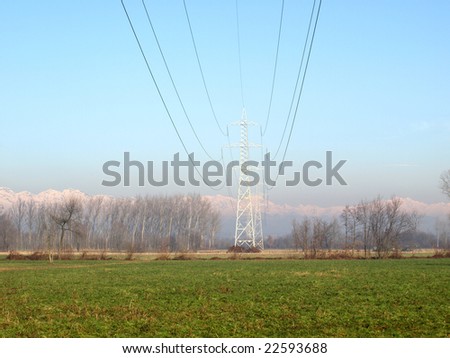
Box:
0 193 448 257
0 194 220 255
291 197 425 258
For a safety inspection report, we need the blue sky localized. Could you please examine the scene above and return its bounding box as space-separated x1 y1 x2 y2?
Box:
1 0 449 206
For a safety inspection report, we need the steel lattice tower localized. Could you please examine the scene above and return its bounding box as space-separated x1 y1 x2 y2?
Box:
233 109 264 250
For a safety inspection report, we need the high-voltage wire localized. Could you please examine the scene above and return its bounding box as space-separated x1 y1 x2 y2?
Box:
121 0 225 190
268 0 322 190
142 0 217 160
280 0 322 163
183 0 227 137
273 0 321 160
262 0 285 136
235 0 245 108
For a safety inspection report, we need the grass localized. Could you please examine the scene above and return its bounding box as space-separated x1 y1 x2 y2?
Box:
0 258 449 337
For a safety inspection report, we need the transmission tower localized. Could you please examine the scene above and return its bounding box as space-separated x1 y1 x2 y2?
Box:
253 186 264 250
232 109 264 250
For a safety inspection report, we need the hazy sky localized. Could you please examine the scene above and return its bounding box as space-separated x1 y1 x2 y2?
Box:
1 0 449 206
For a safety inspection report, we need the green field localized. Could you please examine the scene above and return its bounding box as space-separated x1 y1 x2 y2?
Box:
1 258 449 337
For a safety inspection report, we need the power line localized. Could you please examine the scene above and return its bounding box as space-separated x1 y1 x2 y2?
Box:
273 0 320 160
120 0 225 191
268 0 322 190
262 0 285 136
183 0 227 137
281 0 322 162
141 0 217 160
235 0 245 108
121 0 188 157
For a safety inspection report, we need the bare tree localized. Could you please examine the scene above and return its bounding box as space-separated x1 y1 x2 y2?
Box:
356 200 371 257
42 204 58 262
208 210 221 249
343 196 417 258
340 205 358 254
50 197 82 259
83 196 103 250
0 212 15 251
292 219 302 251
311 217 334 256
137 197 149 251
26 199 36 250
340 206 351 250
327 218 340 251
440 170 450 199
11 198 26 251
292 217 311 254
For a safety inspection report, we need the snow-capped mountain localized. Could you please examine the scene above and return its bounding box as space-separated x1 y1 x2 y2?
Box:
0 187 90 212
204 195 450 219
